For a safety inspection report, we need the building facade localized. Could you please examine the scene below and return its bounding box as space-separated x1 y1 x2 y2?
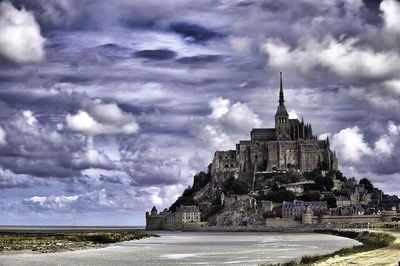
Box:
282 200 328 219
212 73 338 177
146 205 202 230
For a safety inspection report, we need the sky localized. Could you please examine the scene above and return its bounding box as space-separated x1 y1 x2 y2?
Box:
0 0 400 225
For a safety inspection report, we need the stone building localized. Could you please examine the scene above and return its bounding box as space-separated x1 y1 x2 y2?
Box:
211 73 338 179
335 195 352 208
145 205 201 230
145 206 165 230
279 201 399 225
350 184 372 205
282 200 328 219
283 184 304 195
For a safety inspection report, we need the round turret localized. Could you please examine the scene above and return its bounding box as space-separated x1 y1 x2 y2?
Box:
151 206 158 215
302 206 313 224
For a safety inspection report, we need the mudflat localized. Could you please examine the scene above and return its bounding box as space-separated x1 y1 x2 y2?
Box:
0 230 153 254
315 230 400 266
0 232 360 266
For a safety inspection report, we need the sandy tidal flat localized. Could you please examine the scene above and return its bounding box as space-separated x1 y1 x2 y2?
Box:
0 232 360 266
314 231 400 266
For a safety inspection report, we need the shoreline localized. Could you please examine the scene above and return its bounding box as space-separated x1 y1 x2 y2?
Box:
262 229 399 266
313 229 400 266
159 226 399 265
0 231 155 255
1 227 398 266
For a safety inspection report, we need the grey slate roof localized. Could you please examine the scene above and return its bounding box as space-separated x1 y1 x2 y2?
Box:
176 205 200 213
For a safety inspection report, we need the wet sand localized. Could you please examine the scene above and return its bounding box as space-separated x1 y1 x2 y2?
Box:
0 231 360 266
315 230 400 266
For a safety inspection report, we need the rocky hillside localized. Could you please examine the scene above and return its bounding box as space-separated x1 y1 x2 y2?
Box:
169 166 399 226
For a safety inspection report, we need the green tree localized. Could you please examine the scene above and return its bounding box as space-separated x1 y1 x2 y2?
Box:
314 176 334 191
325 195 337 208
300 192 321 201
335 170 346 182
360 178 374 192
326 170 346 182
334 188 349 197
304 169 322 180
228 178 249 195
169 186 197 212
262 189 296 202
192 171 210 192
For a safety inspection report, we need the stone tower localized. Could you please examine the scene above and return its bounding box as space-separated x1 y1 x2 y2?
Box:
151 206 158 215
275 72 290 140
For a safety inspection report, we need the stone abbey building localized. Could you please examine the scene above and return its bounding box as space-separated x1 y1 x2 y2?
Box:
212 73 338 176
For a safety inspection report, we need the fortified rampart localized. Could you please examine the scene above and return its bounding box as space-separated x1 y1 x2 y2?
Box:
307 210 398 225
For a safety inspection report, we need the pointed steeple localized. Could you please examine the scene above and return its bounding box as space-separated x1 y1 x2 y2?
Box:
279 72 284 106
275 72 288 118
275 72 289 140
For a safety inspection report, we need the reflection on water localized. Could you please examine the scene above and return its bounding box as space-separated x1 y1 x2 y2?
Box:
0 231 361 266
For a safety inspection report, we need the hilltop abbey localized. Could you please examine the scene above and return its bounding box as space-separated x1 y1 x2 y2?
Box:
146 73 400 231
212 72 338 177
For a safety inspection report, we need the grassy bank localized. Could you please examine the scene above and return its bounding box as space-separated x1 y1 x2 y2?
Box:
0 231 157 254
264 230 396 266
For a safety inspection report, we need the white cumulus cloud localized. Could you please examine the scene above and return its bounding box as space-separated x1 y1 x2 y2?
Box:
380 0 400 35
229 36 252 54
0 127 7 146
198 97 262 150
0 1 46 63
331 126 372 163
288 109 298 119
66 101 139 136
71 137 114 170
208 97 230 119
388 120 400 136
331 121 400 165
263 36 400 81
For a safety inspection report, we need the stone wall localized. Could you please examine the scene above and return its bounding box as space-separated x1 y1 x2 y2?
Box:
315 215 382 224
183 222 208 231
145 215 164 230
211 150 237 174
265 218 301 227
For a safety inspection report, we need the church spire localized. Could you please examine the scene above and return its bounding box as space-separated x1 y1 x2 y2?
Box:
279 72 284 105
275 72 289 119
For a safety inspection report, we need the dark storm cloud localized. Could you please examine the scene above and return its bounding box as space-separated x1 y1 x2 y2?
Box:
0 91 120 179
170 22 223 43
176 55 222 65
0 104 82 177
0 171 47 189
0 157 79 178
361 0 384 24
92 44 134 61
134 49 177 60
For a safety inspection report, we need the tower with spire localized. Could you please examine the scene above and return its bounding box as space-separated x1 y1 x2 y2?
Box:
275 72 290 140
212 72 338 177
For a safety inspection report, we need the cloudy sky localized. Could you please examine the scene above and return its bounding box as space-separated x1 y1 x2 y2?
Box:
0 0 399 225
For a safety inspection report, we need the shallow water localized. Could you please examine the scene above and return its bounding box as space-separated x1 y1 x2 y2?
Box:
0 231 361 266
